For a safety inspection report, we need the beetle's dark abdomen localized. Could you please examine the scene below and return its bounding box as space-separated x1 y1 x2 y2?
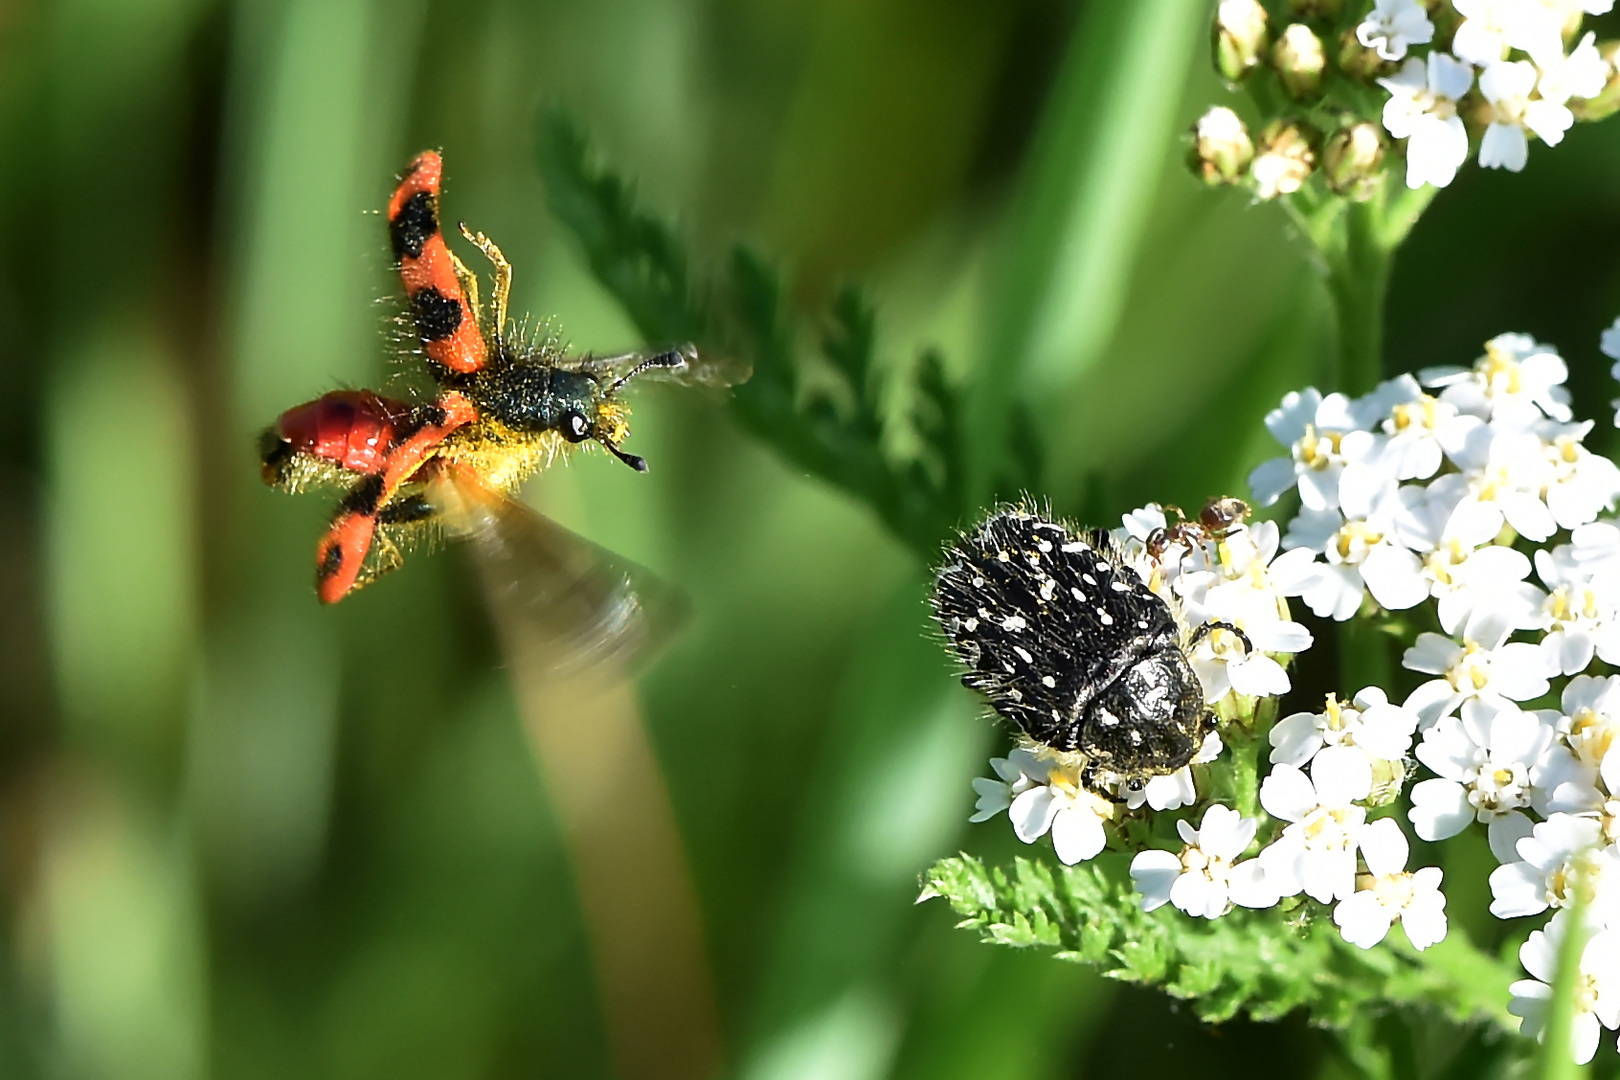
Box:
931 505 1205 782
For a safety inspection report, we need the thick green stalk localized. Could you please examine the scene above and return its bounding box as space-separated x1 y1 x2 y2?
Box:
1324 197 1394 398
1285 176 1437 398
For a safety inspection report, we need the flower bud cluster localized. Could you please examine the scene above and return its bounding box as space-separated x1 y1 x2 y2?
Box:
1191 1 1619 198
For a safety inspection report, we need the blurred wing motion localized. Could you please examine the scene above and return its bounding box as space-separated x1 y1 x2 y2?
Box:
429 469 687 676
574 343 751 392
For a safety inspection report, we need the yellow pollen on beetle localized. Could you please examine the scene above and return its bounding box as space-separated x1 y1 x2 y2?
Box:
596 399 632 445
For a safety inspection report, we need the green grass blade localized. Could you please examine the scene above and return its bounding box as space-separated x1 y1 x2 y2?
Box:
967 0 1208 503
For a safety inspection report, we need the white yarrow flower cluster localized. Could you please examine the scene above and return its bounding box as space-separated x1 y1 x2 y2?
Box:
962 327 1620 1042
1253 337 1619 642
1117 504 1313 707
1131 804 1277 918
1252 328 1620 1063
1369 2 1613 186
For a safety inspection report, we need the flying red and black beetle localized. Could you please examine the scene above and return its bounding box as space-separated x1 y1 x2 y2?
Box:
260 150 734 657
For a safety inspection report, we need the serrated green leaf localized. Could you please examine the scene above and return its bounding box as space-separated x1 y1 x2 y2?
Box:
922 853 1525 1037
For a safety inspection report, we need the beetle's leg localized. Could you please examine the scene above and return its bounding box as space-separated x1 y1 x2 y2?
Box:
312 392 477 603
460 224 511 346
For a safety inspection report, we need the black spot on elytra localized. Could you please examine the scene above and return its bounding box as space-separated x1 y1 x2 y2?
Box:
318 542 343 580
411 287 462 342
341 473 386 517
411 286 463 341
390 191 437 260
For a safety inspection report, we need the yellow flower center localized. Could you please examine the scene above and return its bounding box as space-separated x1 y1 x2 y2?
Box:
1370 871 1416 912
1298 424 1344 470
1390 395 1438 433
1334 520 1384 563
1577 973 1600 1015
1484 343 1524 394
1549 855 1604 909
1569 707 1618 769
1447 641 1490 692
1550 585 1600 626
1302 806 1355 850
1423 538 1469 587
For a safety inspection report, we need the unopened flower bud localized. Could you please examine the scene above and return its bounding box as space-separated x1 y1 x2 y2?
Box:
1273 23 1326 98
1571 41 1620 121
1337 26 1391 81
1250 119 1319 200
1366 757 1406 807
1214 0 1270 82
1189 106 1255 185
1322 122 1386 198
1287 0 1343 18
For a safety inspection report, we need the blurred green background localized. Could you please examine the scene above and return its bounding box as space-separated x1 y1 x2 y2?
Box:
3 0 1620 1076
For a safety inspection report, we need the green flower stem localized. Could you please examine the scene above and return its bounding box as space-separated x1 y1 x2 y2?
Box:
1323 197 1393 398
1283 176 1438 397
1203 694 1281 825
1539 872 1591 1080
1338 612 1393 703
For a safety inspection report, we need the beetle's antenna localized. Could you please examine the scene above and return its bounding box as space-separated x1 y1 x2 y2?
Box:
601 439 649 473
604 345 692 396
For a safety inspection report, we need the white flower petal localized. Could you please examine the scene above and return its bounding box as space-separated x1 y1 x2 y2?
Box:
1009 786 1060 843
1130 850 1182 911
1050 804 1107 864
1359 817 1410 877
1410 778 1473 840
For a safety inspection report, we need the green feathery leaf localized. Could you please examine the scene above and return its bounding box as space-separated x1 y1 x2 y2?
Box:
921 852 1523 1035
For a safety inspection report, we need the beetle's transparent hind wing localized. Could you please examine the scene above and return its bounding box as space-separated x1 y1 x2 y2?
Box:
429 469 686 676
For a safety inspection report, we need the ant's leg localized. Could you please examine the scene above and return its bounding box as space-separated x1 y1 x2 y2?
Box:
1187 620 1254 655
